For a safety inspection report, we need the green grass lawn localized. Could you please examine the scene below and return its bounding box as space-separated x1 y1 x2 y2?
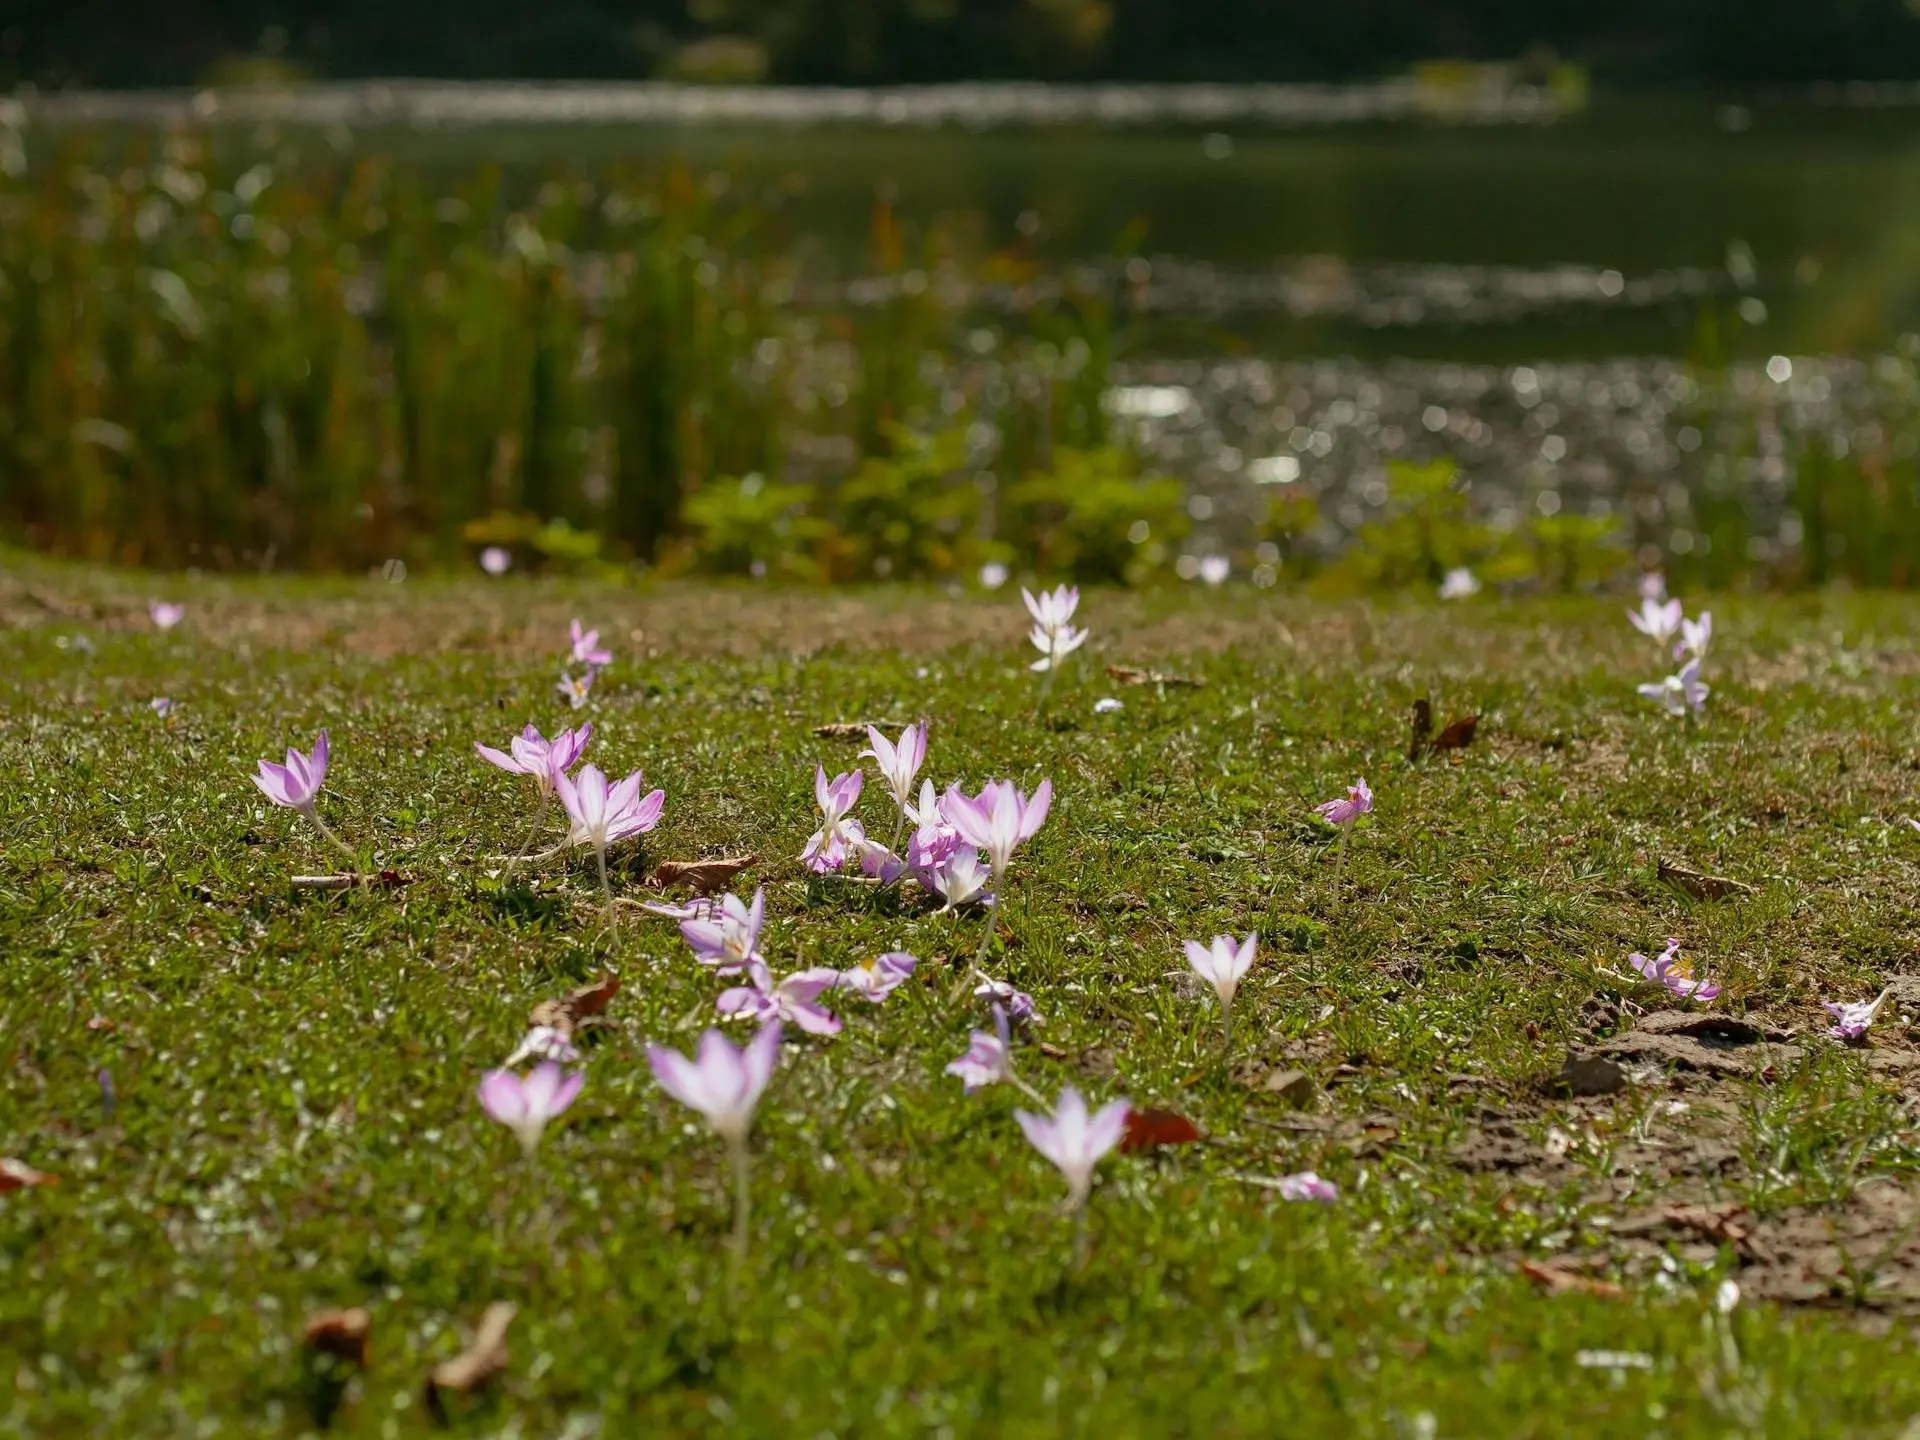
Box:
7 553 1920 1436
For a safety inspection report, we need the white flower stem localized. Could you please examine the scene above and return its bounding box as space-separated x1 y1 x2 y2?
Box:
728 1135 753 1262
1329 824 1352 918
1221 996 1235 1052
509 789 550 871
303 807 357 864
595 841 614 933
1009 1070 1049 1106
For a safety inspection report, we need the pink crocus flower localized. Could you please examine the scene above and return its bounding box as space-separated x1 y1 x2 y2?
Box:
926 844 995 911
1675 611 1712 662
862 722 927 814
853 836 907 884
1628 939 1720 1003
975 976 1037 1024
1638 658 1709 718
254 730 330 812
554 764 665 852
1629 596 1684 645
717 963 843 1036
1273 1171 1339 1203
680 888 767 976
1184 933 1258 1034
1023 585 1089 673
837 951 917 1003
477 1061 584 1158
253 729 357 858
648 1022 783 1147
801 766 866 873
476 722 593 796
1014 1085 1131 1210
906 780 959 871
648 1022 783 1255
1825 988 1891 1041
946 1003 1013 1092
569 619 612 669
557 670 594 709
941 779 1053 878
479 546 513 576
1314 778 1373 828
150 697 174 718
148 601 185 631
1639 571 1668 601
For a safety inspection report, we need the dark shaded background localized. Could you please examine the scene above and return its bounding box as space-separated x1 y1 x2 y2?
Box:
7 0 1920 89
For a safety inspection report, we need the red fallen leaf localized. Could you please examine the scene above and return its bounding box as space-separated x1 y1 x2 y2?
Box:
0 1157 58 1191
1120 1108 1204 1153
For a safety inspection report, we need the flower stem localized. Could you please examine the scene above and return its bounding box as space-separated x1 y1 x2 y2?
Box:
728 1136 752 1263
509 789 550 871
595 842 614 934
303 807 357 865
1329 825 1351 919
1009 1071 1050 1106
1221 996 1235 1053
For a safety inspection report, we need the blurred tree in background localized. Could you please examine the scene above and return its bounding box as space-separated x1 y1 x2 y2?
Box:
7 0 1920 88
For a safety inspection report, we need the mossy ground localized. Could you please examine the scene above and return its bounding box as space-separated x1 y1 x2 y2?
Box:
5 554 1920 1436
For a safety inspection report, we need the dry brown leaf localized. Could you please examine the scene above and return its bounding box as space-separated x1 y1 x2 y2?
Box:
1431 715 1479 751
424 1302 514 1422
1519 1260 1627 1299
1105 664 1204 689
528 975 621 1037
303 1308 372 1367
1663 1202 1756 1255
0 1157 57 1191
652 854 756 895
1407 698 1433 760
813 721 904 740
1656 860 1756 900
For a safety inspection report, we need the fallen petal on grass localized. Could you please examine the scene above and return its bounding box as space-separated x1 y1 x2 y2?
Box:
424 1302 515 1421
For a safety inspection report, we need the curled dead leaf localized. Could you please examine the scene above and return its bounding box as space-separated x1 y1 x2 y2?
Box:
0 1157 57 1191
1105 665 1204 689
1656 860 1755 900
1119 1108 1204 1153
652 854 756 896
424 1302 514 1423
1520 1259 1626 1299
1409 698 1479 757
528 974 620 1038
303 1307 371 1367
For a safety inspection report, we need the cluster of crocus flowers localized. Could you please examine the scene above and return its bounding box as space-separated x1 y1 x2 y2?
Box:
648 1022 782 1257
1638 658 1710 720
477 1061 584 1159
1632 586 1712 720
1024 585 1088 676
556 618 613 709
253 730 354 861
1628 939 1720 1003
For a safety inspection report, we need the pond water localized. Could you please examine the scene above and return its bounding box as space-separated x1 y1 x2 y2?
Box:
25 84 1920 577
